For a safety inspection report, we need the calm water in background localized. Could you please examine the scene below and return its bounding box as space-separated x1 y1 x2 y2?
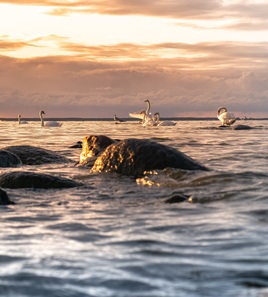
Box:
0 119 268 297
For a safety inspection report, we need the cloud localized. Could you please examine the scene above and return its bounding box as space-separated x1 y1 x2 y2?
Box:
2 0 268 23
1 45 268 118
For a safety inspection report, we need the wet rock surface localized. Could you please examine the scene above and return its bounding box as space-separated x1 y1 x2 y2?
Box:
79 135 115 167
3 145 71 165
91 138 209 177
0 188 15 205
0 150 22 167
0 171 83 189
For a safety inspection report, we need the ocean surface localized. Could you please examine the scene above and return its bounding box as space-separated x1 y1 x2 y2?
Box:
0 119 268 297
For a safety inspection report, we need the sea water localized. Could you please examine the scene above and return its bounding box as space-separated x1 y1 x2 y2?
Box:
0 119 268 297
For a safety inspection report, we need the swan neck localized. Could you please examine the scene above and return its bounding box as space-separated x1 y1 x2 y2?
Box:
145 101 150 115
40 112 44 126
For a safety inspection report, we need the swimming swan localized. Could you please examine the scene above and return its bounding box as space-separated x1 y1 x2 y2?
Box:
217 107 236 126
18 114 28 124
153 112 176 126
128 99 153 121
113 115 125 123
39 110 62 127
140 110 156 127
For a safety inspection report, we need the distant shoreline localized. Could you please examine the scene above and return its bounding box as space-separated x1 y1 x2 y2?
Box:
0 117 267 122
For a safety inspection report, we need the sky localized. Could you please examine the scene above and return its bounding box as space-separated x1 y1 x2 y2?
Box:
1 0 268 118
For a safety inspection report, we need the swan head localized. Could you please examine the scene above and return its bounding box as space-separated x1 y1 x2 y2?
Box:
217 107 228 116
144 99 150 103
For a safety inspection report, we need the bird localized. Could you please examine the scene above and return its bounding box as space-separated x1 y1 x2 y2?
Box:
140 110 156 127
129 99 153 121
18 114 28 124
113 115 125 123
217 107 236 126
39 110 62 127
153 112 176 126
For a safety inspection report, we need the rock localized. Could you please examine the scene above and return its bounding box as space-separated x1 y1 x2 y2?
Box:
69 141 83 148
0 188 15 205
0 150 22 167
164 194 190 204
0 171 83 189
79 135 115 167
2 145 71 165
233 124 252 130
91 138 209 177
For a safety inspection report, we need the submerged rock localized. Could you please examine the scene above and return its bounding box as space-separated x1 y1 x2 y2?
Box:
69 141 83 149
0 171 82 189
79 135 115 167
2 145 71 165
164 194 190 204
233 124 252 130
0 150 22 167
0 188 15 205
91 138 209 177
217 124 252 130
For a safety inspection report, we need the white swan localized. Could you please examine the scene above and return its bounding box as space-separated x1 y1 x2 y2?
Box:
217 107 236 126
39 110 62 127
129 99 153 121
153 112 176 126
18 114 28 124
140 110 156 127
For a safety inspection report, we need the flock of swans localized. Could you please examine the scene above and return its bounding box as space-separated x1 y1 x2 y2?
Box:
17 101 237 128
18 111 62 127
129 99 177 126
128 99 236 127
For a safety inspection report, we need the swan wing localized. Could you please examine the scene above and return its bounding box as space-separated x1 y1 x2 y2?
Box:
129 112 144 120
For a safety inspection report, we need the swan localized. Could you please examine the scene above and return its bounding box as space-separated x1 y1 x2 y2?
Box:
153 112 176 126
18 114 28 124
140 110 156 127
129 99 152 120
217 107 236 126
39 110 62 127
113 114 125 123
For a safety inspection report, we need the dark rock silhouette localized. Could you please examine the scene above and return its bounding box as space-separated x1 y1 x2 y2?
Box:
69 141 82 148
164 194 190 204
0 150 22 167
79 135 115 167
0 171 82 189
233 124 252 130
2 145 71 165
0 188 15 205
91 138 209 177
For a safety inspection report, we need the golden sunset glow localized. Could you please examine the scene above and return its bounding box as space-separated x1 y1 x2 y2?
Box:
1 1 268 118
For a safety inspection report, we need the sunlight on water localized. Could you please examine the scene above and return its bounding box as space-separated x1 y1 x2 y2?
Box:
1 119 268 297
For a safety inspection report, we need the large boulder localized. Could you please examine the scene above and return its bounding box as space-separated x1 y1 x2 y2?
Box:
79 135 115 167
0 188 15 205
2 145 71 165
0 150 22 167
91 138 209 177
0 171 82 189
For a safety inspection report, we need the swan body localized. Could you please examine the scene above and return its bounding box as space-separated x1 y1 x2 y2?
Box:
39 110 62 127
217 107 236 126
140 110 156 127
113 115 125 123
18 114 28 124
153 112 176 126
